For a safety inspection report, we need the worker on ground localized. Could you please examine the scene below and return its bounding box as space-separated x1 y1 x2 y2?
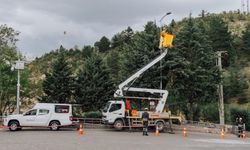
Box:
142 108 149 136
237 117 245 138
159 25 174 49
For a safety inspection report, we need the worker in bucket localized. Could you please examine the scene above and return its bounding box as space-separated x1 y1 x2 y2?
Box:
142 108 149 136
159 25 174 49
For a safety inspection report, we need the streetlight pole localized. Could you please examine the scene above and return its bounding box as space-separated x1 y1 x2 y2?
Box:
13 60 24 114
216 51 227 125
159 12 172 91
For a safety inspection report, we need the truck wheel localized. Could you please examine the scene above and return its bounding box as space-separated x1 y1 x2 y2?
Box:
114 119 124 131
9 121 19 131
156 121 165 132
50 121 60 131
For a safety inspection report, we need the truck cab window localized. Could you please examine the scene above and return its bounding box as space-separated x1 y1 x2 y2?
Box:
109 104 121 112
24 109 37 116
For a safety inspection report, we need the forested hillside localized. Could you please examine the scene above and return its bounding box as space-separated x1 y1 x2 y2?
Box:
1 11 250 126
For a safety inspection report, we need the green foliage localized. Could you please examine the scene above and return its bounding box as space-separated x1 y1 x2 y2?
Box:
83 111 102 118
111 27 134 49
105 49 121 84
94 36 111 52
0 24 29 115
41 46 74 103
242 23 250 57
201 103 219 122
75 50 114 111
207 16 236 66
119 21 160 89
223 66 249 103
164 17 220 120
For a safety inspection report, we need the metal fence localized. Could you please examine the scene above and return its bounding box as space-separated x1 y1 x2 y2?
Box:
77 118 102 124
184 120 220 128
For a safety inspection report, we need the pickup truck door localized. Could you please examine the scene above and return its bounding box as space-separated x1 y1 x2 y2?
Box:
36 109 51 126
20 109 38 126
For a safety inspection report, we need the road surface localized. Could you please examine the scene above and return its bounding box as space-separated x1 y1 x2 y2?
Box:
0 128 249 150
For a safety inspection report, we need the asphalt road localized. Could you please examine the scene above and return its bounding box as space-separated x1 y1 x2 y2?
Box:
0 128 249 150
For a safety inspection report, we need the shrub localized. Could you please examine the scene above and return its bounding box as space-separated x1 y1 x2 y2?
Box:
201 103 219 123
83 111 102 118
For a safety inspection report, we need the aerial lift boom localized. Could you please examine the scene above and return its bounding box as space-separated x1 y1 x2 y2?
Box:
114 49 169 113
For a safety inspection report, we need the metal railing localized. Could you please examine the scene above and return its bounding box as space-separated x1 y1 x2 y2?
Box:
76 118 102 124
183 120 222 128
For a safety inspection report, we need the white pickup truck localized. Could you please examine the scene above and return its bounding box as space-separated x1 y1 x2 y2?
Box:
3 103 74 131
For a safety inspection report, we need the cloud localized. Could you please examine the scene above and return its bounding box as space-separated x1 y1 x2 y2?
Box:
0 0 241 58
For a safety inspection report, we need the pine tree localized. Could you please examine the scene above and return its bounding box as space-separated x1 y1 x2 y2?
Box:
207 16 236 66
105 48 121 84
118 21 160 89
111 27 134 49
75 50 114 111
242 23 250 57
94 36 111 53
41 47 74 103
164 17 220 120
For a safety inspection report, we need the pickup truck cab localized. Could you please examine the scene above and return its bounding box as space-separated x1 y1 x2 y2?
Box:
3 103 73 131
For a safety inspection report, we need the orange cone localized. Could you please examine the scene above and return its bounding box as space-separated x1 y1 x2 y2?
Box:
220 128 225 139
242 131 246 139
79 123 84 136
155 125 160 136
183 127 187 137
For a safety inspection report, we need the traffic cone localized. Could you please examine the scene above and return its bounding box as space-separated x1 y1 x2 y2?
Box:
220 128 225 139
242 131 247 139
183 127 187 138
79 123 84 136
155 125 160 136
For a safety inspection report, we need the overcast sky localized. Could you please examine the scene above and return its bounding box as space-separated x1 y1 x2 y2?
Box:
0 0 243 58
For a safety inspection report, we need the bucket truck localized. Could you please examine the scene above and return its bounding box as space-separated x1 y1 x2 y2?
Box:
102 32 181 131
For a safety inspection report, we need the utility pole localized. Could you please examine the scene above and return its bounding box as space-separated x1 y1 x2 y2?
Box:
216 51 227 125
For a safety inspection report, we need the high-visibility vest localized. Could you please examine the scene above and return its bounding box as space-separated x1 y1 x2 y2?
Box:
131 110 137 117
159 31 174 49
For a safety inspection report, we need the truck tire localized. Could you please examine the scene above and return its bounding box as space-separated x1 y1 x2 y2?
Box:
114 119 124 131
156 121 165 132
9 121 19 131
49 121 60 131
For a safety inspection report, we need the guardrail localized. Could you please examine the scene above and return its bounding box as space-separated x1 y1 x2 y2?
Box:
76 118 102 124
183 120 220 128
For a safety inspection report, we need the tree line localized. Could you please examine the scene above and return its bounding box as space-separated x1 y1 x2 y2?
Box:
1 12 250 124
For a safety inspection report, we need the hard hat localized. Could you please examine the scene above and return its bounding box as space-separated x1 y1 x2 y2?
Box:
144 108 148 111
